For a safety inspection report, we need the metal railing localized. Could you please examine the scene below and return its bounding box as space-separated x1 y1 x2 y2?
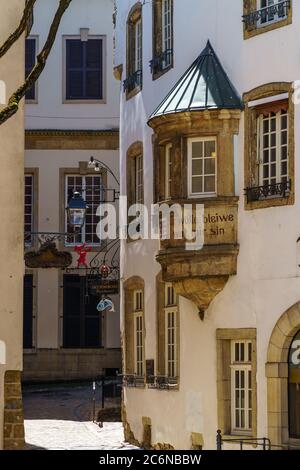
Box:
216 430 271 451
150 49 173 75
147 375 178 390
122 374 145 388
243 1 290 28
123 70 143 93
245 179 291 203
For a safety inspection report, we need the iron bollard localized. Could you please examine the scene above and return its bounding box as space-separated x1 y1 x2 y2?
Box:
92 381 96 422
216 429 222 450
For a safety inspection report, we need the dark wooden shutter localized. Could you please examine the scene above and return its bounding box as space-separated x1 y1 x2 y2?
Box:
63 275 81 348
63 275 102 348
66 40 84 100
84 284 102 348
85 40 103 99
23 275 33 349
25 38 36 100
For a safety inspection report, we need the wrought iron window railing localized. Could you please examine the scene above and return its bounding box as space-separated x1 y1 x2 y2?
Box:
242 1 290 28
245 180 291 203
123 70 143 93
122 374 145 388
147 375 178 390
149 49 173 75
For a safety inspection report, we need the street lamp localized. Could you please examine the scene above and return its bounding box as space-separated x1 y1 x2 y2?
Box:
66 191 88 230
88 156 120 186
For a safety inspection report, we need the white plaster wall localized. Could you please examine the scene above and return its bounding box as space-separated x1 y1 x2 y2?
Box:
26 0 120 131
25 149 120 350
0 0 25 449
116 0 300 449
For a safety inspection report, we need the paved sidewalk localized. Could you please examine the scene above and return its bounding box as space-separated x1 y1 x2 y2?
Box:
23 382 138 450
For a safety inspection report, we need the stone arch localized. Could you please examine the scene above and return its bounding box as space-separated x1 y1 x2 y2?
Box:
266 302 300 447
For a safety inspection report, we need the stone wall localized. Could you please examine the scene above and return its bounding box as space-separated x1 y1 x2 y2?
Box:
3 371 24 450
23 349 122 382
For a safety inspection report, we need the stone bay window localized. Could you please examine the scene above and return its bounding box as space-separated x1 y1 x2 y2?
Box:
148 41 243 319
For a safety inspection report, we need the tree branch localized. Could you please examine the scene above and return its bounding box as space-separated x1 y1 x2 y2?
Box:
0 0 73 126
0 0 37 59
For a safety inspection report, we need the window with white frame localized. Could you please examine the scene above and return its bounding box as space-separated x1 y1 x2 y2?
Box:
164 284 178 378
165 143 172 199
258 0 288 26
231 340 253 434
134 155 144 204
24 174 34 246
65 175 104 245
162 0 172 68
258 106 288 187
126 7 143 92
188 137 217 197
133 290 144 376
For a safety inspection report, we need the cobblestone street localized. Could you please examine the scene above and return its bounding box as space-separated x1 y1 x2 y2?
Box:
23 382 138 451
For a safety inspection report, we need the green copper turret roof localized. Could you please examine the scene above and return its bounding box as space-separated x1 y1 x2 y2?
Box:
149 41 243 120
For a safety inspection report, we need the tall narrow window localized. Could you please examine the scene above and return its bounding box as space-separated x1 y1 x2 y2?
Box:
162 0 172 68
25 37 37 101
125 6 143 94
24 174 34 246
231 341 253 434
133 290 144 376
164 284 178 378
188 137 217 197
165 143 172 199
65 175 104 245
135 155 144 204
151 0 173 78
66 38 104 101
258 106 288 187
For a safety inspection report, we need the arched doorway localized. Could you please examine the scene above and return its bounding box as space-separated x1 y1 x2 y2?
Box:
266 302 300 447
288 329 300 438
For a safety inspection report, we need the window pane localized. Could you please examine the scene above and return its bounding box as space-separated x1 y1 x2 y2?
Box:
204 140 216 157
192 177 202 193
86 71 102 99
204 158 215 175
192 160 202 176
67 71 84 99
204 176 215 193
86 40 102 68
67 40 83 68
192 142 203 158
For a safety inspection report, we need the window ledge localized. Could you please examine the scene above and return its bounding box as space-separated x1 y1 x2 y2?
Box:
126 85 142 101
244 15 292 40
245 193 294 211
152 63 173 81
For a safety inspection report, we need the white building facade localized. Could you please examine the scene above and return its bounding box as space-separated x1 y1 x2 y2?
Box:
24 0 121 381
115 0 300 450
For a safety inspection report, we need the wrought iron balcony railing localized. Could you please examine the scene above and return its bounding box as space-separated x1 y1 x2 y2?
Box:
149 49 173 75
122 374 145 388
245 180 291 203
123 70 143 93
147 375 179 390
242 0 290 28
